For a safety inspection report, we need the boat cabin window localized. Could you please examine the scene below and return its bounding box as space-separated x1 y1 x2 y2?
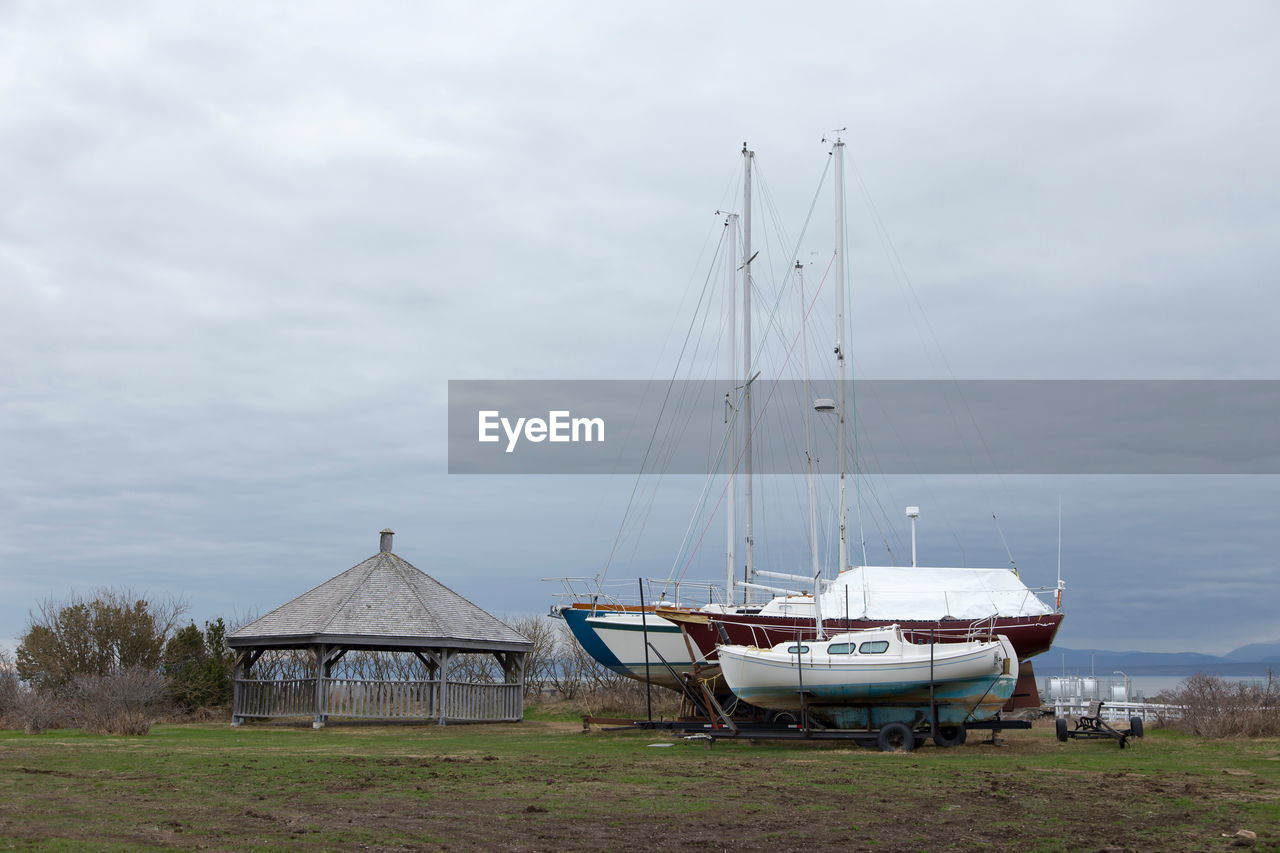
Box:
825 643 856 654
858 640 890 654
785 645 810 655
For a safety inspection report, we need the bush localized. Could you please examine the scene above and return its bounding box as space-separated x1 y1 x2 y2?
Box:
7 688 67 735
0 651 16 716
1171 672 1280 738
2 655 67 734
163 618 233 710
16 589 186 692
68 667 167 736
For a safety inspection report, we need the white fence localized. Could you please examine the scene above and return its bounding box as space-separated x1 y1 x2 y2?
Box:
1053 699 1183 722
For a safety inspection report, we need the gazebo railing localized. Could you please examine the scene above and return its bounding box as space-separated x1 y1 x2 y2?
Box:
446 681 522 722
323 679 439 719
234 677 523 722
235 678 317 718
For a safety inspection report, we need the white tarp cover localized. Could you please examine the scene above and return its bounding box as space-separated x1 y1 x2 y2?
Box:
819 565 1054 620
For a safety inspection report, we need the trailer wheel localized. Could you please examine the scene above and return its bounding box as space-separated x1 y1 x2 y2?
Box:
1055 717 1069 742
932 724 967 748
877 723 916 752
1129 716 1144 738
766 710 798 725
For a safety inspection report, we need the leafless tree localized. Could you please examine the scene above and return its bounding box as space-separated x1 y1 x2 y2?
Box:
69 667 168 736
505 615 558 696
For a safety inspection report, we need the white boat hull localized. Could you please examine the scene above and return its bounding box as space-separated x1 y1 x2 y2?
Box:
717 629 1018 727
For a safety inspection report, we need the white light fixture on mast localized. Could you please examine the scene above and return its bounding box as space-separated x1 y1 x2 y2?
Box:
906 506 920 567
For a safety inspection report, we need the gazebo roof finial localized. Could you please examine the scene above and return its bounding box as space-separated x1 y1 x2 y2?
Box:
379 528 394 553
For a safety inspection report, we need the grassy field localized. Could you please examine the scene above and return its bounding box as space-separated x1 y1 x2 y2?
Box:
0 714 1277 851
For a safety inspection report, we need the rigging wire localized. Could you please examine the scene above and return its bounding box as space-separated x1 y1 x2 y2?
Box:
600 222 730 579
845 145 1020 567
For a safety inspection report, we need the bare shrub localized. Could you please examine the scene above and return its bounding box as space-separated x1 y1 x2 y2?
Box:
1171 672 1280 738
8 689 66 735
245 648 312 680
572 678 682 719
69 667 167 736
505 615 558 697
2 650 65 733
336 651 432 681
446 652 505 683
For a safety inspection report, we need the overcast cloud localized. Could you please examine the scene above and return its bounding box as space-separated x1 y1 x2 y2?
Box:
2 2 1278 655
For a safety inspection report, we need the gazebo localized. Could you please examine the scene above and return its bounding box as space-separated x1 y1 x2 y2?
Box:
228 529 532 727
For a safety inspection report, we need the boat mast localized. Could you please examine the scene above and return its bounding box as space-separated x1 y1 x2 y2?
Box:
834 136 849 574
799 260 818 586
799 260 825 639
725 213 738 606
742 143 756 602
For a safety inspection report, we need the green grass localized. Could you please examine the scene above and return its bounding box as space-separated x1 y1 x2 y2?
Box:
0 720 1277 851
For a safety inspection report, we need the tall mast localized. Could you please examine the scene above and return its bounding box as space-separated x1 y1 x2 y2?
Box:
799 260 818 585
800 260 824 639
742 143 756 601
724 213 738 606
834 137 849 573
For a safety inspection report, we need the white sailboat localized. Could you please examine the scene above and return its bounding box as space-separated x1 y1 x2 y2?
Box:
716 625 1018 732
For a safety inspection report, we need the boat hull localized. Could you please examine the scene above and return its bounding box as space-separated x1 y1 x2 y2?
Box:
558 606 698 691
717 636 1018 728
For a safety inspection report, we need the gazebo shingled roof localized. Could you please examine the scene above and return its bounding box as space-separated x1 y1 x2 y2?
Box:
228 530 530 651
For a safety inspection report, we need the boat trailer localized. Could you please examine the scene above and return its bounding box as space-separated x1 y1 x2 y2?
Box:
584 667 1033 753
593 715 1032 752
1055 700 1145 748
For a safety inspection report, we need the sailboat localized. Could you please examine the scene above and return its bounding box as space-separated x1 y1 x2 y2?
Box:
715 625 1018 730
550 137 1063 702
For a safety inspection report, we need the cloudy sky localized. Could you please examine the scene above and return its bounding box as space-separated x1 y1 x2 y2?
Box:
2 2 1278 656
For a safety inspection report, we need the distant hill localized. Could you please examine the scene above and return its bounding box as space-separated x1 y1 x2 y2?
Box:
1224 641 1280 663
1051 648 1225 667
1047 645 1279 675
